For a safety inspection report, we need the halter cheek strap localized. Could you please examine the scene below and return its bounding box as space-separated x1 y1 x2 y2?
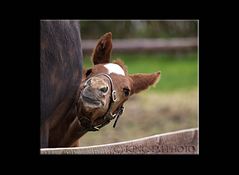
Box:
77 73 125 131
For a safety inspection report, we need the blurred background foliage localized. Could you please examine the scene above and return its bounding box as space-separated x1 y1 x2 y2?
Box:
80 20 197 39
79 20 198 146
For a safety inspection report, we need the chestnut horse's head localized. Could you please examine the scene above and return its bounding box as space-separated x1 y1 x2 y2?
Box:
77 32 160 130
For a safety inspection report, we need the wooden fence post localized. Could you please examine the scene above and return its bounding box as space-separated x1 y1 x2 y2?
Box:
41 128 198 154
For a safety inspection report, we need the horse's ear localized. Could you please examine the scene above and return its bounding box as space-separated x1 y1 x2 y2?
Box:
129 72 160 94
91 32 112 65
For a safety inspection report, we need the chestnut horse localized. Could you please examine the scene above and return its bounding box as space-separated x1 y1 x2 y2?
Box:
41 24 160 148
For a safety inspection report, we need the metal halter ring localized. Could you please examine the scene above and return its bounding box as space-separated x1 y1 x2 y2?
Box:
112 90 117 102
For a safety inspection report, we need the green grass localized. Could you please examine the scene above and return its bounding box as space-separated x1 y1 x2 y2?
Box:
82 52 198 93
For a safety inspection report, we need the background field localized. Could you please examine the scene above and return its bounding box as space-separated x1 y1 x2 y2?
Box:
79 52 198 146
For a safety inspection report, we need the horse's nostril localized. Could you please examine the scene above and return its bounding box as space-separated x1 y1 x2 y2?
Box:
99 86 108 93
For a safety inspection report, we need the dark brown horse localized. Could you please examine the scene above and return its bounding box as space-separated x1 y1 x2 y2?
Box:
40 21 83 148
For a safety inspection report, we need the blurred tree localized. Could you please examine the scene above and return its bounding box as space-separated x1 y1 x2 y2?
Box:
80 20 197 39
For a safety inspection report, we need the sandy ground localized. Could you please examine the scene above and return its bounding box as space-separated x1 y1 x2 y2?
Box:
79 89 198 146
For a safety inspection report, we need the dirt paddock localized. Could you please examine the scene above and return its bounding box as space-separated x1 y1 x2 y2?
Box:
80 89 198 146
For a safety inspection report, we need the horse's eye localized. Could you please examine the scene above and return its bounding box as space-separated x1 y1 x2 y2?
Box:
123 88 130 97
86 69 92 77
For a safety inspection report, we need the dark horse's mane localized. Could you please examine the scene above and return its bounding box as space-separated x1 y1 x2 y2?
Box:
40 21 83 147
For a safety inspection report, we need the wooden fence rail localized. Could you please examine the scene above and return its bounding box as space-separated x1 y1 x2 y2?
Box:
41 128 198 154
82 38 197 53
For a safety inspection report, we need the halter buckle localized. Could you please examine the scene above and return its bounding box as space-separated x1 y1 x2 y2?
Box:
112 90 117 102
91 126 100 131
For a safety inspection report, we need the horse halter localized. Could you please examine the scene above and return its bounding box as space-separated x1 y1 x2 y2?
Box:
78 73 125 131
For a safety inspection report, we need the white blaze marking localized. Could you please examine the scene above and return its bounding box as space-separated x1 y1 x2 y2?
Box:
104 63 125 76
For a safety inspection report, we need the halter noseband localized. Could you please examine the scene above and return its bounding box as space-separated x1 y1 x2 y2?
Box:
78 73 125 131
